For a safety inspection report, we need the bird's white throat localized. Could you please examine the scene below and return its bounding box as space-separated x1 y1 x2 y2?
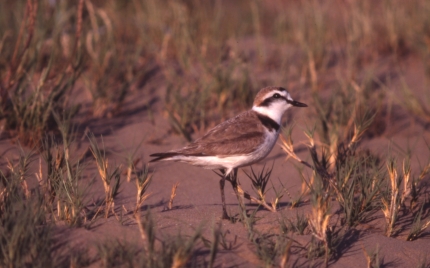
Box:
252 104 290 125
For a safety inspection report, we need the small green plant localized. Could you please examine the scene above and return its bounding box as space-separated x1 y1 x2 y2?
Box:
0 0 83 146
39 136 64 208
164 61 256 141
68 248 93 268
307 177 332 267
246 165 272 204
135 210 203 267
398 76 430 124
96 239 138 268
215 226 238 251
81 0 146 118
123 139 145 183
270 179 286 211
41 136 88 226
252 234 292 268
206 222 220 268
39 114 101 227
241 204 260 240
401 157 430 211
335 152 383 227
280 105 383 228
243 164 278 212
287 212 309 235
406 204 430 241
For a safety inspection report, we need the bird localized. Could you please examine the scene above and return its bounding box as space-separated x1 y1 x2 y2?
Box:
150 86 307 219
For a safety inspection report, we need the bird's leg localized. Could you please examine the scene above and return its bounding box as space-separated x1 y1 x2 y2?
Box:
229 168 246 214
219 169 230 220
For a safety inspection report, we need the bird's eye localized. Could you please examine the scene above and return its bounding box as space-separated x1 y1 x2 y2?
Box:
273 93 280 98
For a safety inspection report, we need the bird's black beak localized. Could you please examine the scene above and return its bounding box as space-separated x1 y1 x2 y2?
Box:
287 99 307 107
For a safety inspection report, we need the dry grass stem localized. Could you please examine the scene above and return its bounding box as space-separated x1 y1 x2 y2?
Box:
243 165 278 212
381 159 400 237
88 133 121 218
240 186 277 213
168 182 179 210
406 203 430 241
279 131 313 170
1 0 430 265
279 240 293 268
134 164 152 215
309 196 331 243
362 245 381 268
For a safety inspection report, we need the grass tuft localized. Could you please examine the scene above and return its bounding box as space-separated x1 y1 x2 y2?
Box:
406 203 430 241
134 164 152 215
0 148 53 267
136 210 203 267
88 133 121 219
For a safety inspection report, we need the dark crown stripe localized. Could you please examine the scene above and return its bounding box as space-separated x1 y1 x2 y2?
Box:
256 113 280 132
258 94 287 107
259 97 275 107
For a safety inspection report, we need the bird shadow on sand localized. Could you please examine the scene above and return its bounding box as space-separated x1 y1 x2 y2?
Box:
245 200 309 211
161 205 195 212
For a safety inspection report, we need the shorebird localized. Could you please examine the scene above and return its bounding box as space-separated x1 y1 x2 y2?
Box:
150 86 307 219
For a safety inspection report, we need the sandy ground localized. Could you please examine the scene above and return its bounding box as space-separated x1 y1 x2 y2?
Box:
2 50 430 267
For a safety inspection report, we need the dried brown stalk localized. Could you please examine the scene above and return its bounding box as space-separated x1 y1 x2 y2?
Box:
134 168 152 215
168 182 180 210
279 134 313 170
238 185 276 212
381 160 400 237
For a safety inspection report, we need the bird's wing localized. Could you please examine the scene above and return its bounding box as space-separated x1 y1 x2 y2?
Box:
176 111 266 156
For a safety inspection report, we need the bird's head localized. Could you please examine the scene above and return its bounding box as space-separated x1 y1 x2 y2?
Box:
252 86 307 123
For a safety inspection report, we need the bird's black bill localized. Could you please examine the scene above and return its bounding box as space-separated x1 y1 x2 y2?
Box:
287 99 307 107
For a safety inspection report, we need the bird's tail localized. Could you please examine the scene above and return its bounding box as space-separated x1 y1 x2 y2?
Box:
149 152 179 162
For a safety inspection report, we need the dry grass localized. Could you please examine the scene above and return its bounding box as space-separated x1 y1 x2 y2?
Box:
381 159 401 237
167 182 179 210
243 164 278 212
0 147 53 267
308 178 332 267
407 203 430 241
1 0 430 133
135 210 203 267
88 133 121 219
1 0 430 266
0 0 82 146
134 164 152 215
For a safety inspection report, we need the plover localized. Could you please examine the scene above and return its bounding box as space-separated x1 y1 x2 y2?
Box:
150 86 307 218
